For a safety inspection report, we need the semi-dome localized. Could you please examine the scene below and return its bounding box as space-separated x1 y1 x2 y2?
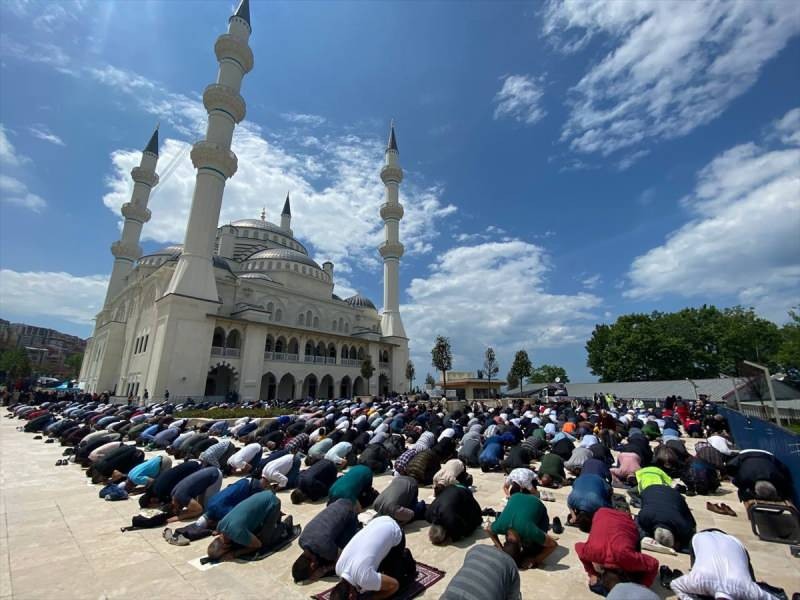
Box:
142 244 183 257
345 294 377 310
246 247 320 269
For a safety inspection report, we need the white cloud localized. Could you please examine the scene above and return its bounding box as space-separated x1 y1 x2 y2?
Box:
281 112 326 127
29 124 65 146
0 174 46 212
96 66 456 288
493 74 547 125
0 35 76 75
581 274 602 289
4 0 87 32
0 124 27 167
0 269 107 325
403 240 601 373
0 124 44 212
774 108 800 146
626 107 800 322
543 0 800 157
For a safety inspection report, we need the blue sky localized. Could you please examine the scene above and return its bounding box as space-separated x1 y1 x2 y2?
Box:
1 0 799 382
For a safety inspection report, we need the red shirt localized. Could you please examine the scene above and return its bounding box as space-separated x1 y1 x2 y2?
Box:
574 508 659 587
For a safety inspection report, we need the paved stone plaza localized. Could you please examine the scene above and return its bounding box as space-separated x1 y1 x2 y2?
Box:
1 416 797 600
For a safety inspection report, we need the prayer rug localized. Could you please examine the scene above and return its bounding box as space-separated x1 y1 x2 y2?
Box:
311 562 445 600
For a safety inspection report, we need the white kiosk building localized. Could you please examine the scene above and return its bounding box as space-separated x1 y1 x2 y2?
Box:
80 0 410 402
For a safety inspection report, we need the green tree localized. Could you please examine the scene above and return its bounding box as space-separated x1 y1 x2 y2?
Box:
776 309 800 371
529 364 569 384
585 305 782 381
65 353 83 378
360 355 375 396
405 360 416 391
506 369 519 392
424 373 436 387
0 348 32 381
509 350 533 395
431 336 453 393
483 347 499 392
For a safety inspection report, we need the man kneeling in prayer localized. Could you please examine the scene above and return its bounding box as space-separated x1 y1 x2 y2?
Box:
292 498 360 583
330 515 415 600
206 490 293 562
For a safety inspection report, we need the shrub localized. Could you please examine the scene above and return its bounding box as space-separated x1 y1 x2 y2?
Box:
176 407 295 419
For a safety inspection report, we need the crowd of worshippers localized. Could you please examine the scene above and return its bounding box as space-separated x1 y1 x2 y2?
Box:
7 391 795 600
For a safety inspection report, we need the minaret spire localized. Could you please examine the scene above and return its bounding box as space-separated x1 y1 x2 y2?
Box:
281 191 292 233
260 206 266 221
104 129 160 305
144 124 159 156
164 0 254 301
379 121 406 339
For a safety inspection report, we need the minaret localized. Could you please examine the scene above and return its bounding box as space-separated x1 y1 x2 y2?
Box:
164 0 253 301
379 122 406 338
104 126 160 306
280 192 292 233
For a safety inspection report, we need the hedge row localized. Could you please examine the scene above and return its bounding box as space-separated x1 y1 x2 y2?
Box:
176 407 295 419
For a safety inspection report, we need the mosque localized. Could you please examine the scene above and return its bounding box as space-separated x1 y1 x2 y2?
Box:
79 0 410 403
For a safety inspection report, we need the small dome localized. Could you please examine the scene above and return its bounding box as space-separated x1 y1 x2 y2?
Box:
332 293 343 301
142 244 183 258
246 247 320 269
345 294 377 310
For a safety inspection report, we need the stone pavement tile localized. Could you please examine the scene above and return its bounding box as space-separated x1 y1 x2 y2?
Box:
100 557 191 599
8 538 84 571
11 556 103 600
0 551 11 597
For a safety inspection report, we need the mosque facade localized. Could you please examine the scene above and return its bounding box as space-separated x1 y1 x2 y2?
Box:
79 0 410 402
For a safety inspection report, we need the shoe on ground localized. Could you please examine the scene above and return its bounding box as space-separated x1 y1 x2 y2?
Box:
551 517 564 535
659 565 673 589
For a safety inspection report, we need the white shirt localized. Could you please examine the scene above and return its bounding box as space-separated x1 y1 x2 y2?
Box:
261 453 294 489
336 516 403 592
670 531 776 600
707 435 735 456
227 443 261 469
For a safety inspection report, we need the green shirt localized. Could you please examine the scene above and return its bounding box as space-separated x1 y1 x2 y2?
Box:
328 465 373 504
635 466 671 492
492 493 547 548
218 490 279 546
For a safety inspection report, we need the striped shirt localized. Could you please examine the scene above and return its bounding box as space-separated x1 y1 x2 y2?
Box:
199 440 233 469
440 545 521 600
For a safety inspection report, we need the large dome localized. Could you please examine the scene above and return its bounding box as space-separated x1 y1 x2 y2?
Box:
230 218 286 234
246 247 321 269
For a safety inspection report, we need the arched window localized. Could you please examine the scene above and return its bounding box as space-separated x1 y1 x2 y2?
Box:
341 345 349 359
344 322 350 333
226 329 241 349
275 337 285 353
313 316 319 328
298 314 305 326
349 347 357 360
275 309 282 322
332 320 337 332
265 335 274 352
305 342 314 356
357 347 365 360
306 311 312 326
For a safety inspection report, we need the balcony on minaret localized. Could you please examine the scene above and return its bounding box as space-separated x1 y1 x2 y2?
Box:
121 202 151 224
379 241 404 259
111 240 142 261
380 202 404 221
380 164 403 185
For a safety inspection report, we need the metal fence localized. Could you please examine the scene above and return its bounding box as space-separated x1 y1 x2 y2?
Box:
718 406 800 507
737 403 800 424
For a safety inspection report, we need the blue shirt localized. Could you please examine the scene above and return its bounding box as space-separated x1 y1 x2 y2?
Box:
127 456 163 486
479 436 504 464
567 474 612 514
205 478 259 522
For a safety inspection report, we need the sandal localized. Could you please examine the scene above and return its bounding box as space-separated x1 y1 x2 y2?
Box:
706 502 728 515
718 503 737 517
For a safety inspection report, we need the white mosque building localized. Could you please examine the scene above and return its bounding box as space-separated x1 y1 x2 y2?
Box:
79 0 410 402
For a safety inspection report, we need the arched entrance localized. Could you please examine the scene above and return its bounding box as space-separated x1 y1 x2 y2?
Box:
319 374 334 399
277 373 295 401
340 375 352 399
205 364 237 398
302 374 318 399
353 376 365 397
379 374 389 397
259 372 276 402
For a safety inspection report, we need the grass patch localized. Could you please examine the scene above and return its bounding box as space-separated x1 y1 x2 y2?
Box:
784 422 800 435
176 407 295 419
